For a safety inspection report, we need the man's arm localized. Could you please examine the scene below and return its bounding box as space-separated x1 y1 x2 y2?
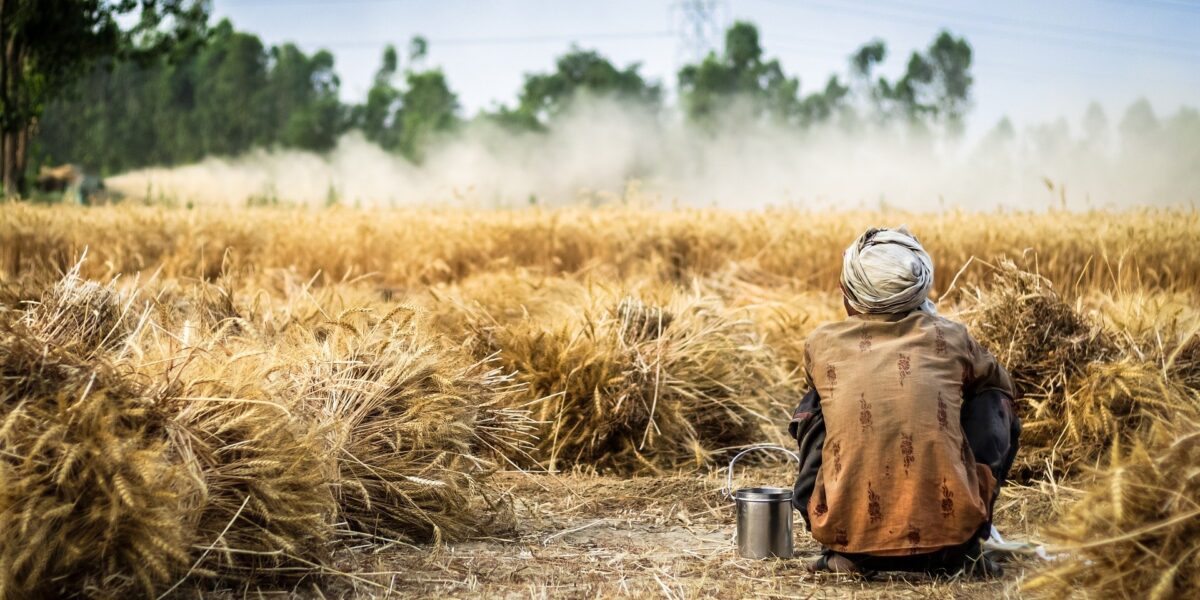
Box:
790 387 824 529
963 332 1017 399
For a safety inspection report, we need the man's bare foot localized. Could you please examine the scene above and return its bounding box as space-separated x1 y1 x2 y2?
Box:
807 553 861 574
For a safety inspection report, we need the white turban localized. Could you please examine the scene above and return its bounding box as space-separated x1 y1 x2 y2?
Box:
840 225 937 315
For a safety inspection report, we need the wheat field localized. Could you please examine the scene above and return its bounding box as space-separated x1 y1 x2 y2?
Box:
1 202 1198 598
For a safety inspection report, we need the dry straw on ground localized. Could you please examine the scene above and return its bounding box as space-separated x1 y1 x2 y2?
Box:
435 277 791 474
169 396 336 579
0 264 534 597
2 205 1199 598
291 308 533 543
955 260 1193 476
1024 425 1200 599
0 277 185 598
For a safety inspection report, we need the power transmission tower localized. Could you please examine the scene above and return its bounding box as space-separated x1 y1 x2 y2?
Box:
672 0 727 61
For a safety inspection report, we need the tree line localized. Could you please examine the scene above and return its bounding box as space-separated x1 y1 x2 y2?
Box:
7 1 977 193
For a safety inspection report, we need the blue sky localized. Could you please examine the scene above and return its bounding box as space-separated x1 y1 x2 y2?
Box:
214 0 1200 139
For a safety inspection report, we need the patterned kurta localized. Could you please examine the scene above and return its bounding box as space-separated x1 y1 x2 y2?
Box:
802 311 1016 556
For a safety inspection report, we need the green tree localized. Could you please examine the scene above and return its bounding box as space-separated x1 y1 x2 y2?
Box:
850 39 889 118
408 35 428 64
0 0 205 195
502 47 660 129
396 69 457 161
925 31 973 133
267 44 344 151
38 16 347 173
354 45 401 149
350 40 461 161
877 31 974 134
851 40 887 79
798 75 851 127
677 21 800 124
193 20 269 155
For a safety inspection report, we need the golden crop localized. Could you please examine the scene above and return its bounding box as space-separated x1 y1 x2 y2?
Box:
1 203 1197 597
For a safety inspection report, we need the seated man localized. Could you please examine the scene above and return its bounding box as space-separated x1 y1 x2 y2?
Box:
789 226 1020 577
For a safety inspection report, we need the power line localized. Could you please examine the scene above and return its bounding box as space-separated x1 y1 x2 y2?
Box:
752 0 1200 61
767 37 1176 86
859 0 1198 49
1099 0 1200 13
290 31 675 50
432 31 674 47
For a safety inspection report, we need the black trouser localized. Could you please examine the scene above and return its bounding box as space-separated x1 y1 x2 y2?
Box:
960 389 1022 515
820 523 992 573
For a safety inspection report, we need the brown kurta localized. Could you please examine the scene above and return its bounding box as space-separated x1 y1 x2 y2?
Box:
803 311 1015 556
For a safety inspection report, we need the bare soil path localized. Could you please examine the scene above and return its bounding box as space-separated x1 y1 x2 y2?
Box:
352 468 1050 599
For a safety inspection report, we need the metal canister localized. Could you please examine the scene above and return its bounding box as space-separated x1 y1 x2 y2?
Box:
735 486 795 559
725 445 799 559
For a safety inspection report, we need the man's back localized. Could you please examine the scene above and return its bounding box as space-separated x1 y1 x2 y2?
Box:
802 312 1012 556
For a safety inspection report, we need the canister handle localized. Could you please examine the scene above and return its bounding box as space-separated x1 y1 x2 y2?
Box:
722 444 801 500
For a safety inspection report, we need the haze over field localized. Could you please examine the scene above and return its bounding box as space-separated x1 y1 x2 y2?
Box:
8 3 1200 598
109 98 1200 211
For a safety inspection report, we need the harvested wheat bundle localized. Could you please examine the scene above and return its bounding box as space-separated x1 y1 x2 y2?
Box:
424 270 588 345
0 321 188 598
1056 358 1187 448
1024 426 1200 599
958 260 1116 399
123 308 341 585
698 263 845 378
167 399 335 580
726 290 842 377
956 260 1129 473
292 308 532 544
21 258 146 356
454 287 785 474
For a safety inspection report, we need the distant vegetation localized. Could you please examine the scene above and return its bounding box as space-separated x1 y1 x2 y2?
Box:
22 2 977 182
5 2 1197 209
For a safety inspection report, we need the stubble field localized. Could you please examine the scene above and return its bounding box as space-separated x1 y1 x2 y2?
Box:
1 203 1198 599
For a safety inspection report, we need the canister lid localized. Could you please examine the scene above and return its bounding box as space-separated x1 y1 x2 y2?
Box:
734 487 793 501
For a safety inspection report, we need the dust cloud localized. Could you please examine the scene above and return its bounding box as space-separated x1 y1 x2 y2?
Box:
106 97 1199 211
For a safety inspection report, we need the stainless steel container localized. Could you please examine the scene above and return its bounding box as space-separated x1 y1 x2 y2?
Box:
735 487 794 559
725 445 799 559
